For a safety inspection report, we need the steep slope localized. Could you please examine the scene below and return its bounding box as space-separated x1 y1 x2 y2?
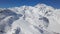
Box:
0 4 60 34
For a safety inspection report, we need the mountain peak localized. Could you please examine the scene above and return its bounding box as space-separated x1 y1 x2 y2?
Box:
0 4 60 34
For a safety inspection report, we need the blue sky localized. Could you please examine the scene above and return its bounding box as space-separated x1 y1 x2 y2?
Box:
0 0 60 8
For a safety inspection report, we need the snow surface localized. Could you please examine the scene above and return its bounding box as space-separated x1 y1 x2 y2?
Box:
0 4 60 34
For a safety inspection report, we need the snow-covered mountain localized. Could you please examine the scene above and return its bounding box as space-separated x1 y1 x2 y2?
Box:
0 4 60 34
